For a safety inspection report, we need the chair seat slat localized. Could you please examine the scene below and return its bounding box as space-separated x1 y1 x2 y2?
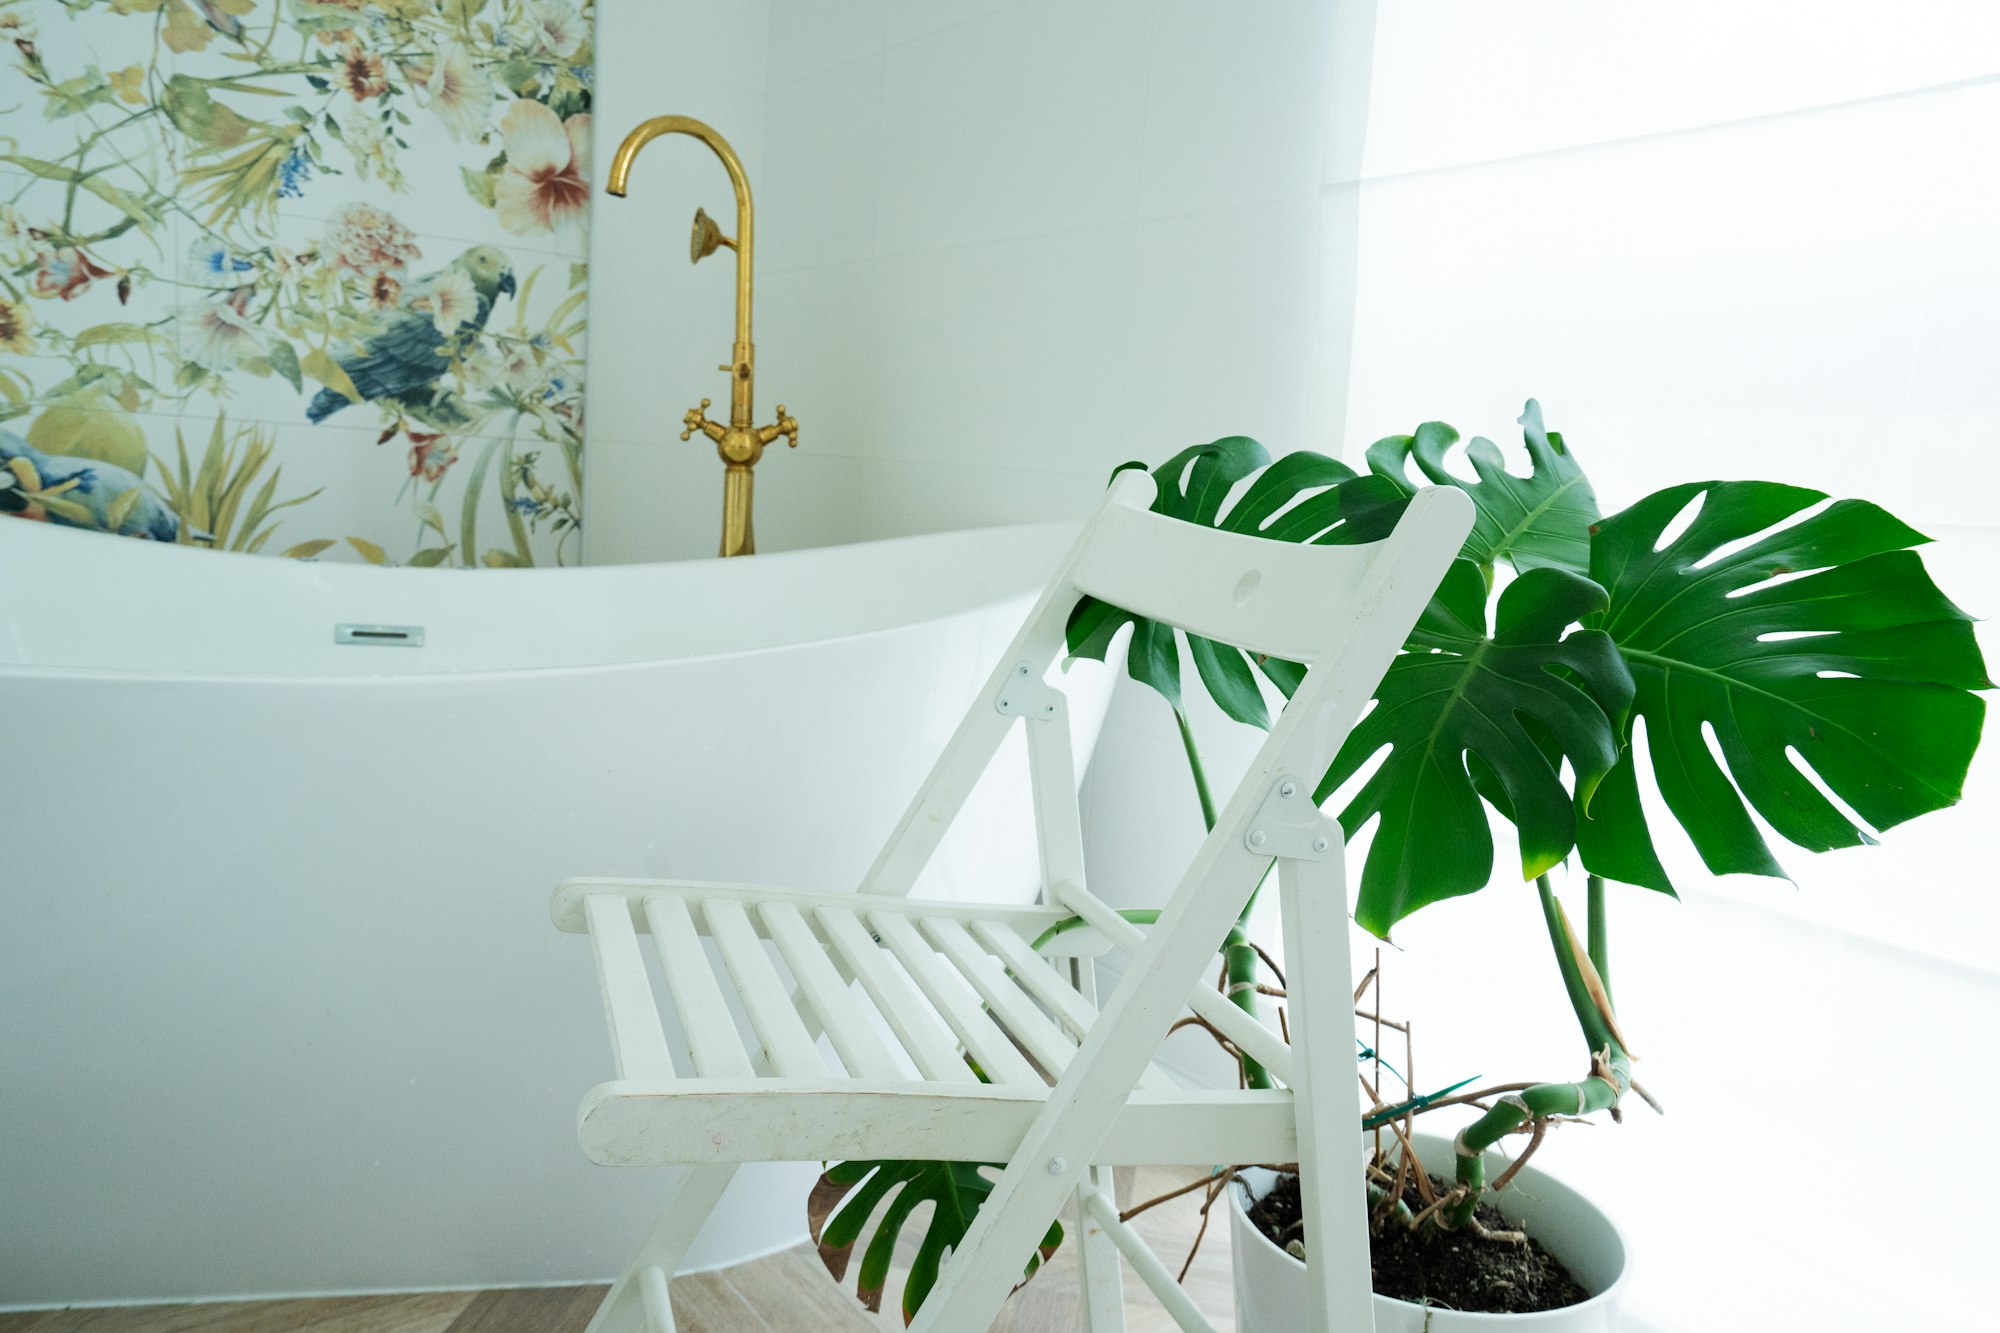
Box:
921 916 1077 1080
579 1083 1300 1168
643 896 754 1079
968 919 1102 1038
584 895 676 1081
967 921 1178 1093
702 898 826 1078
758 902 905 1080
872 912 1043 1087
554 878 1073 936
816 907 978 1084
1053 881 1293 1085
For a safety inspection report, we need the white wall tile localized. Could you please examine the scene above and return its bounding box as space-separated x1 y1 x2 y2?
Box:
760 55 886 273
768 0 888 87
591 57 770 182
754 258 888 460
884 0 1025 49
1134 0 1338 218
598 0 772 89
858 224 1141 476
876 0 1147 254
1127 196 1325 455
583 439 1100 564
1360 0 2000 182
755 450 1101 549
579 435 729 563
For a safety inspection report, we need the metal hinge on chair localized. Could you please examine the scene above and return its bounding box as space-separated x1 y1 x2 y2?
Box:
994 663 1061 719
1244 775 1337 861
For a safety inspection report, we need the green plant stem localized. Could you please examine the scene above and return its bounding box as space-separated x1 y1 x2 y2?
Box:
1222 935 1270 1089
1443 876 1628 1228
1030 910 1248 959
1174 708 1217 830
1367 1183 1415 1227
1586 873 1609 1003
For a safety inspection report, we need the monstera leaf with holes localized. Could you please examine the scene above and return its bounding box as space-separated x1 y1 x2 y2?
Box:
1066 436 1410 726
1368 399 1599 574
809 1159 1061 1324
1316 558 1636 935
1577 481 1993 892
1062 418 1636 933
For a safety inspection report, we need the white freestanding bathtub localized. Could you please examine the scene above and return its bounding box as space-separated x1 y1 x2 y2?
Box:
0 518 1115 1306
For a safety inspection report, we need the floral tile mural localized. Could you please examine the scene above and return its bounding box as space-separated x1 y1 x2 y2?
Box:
0 0 592 566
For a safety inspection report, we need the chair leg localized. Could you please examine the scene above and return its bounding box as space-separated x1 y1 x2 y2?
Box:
585 1164 739 1333
1079 1190 1215 1333
1075 1167 1128 1333
1067 958 1126 1333
1279 857 1376 1332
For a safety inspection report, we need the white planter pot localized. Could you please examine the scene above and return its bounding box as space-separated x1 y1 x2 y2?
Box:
1229 1133 1629 1331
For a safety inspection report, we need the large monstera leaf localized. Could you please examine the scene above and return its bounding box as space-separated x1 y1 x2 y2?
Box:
1579 481 1992 892
1066 438 1410 727
1317 558 1635 936
1369 399 1598 574
810 1159 1061 1323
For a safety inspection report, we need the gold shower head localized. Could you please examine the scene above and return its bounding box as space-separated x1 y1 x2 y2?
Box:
690 207 734 264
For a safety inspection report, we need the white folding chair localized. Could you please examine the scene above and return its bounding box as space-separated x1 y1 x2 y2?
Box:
553 472 1471 1332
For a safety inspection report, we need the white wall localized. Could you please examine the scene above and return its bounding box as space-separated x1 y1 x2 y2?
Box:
1346 3 2000 532
583 0 1348 564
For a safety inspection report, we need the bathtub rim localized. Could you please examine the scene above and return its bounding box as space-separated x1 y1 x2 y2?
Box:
0 517 1085 680
0 585 1085 688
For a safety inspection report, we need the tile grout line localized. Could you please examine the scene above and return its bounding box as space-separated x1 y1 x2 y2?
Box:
755 186 1321 279
1335 67 2000 193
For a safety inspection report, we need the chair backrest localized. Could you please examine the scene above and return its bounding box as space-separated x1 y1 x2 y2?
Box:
1069 488 1404 665
868 468 1471 1331
859 468 1472 908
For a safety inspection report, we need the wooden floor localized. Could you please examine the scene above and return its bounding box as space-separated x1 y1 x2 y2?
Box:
0 1170 1235 1332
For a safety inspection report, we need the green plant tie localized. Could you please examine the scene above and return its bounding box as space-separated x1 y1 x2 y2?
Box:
1361 1074 1480 1130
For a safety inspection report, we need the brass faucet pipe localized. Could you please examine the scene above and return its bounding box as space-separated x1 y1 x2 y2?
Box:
605 115 755 427
606 115 794 557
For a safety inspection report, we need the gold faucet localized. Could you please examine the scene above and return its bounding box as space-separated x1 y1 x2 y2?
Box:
605 116 798 558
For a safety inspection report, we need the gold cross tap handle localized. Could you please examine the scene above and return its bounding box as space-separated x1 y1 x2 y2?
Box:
681 398 725 443
757 405 799 449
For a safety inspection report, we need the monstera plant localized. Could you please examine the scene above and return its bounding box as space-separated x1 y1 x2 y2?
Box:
810 402 1992 1318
